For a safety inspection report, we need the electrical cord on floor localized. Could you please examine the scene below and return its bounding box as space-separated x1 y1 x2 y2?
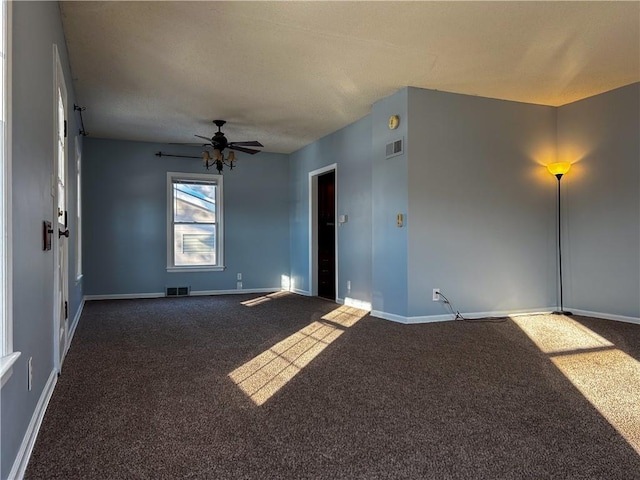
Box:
437 291 507 323
438 292 466 320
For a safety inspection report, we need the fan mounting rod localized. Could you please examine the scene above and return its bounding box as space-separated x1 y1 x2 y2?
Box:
213 119 226 131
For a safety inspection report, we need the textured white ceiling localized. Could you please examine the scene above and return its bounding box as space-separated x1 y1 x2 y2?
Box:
60 1 640 154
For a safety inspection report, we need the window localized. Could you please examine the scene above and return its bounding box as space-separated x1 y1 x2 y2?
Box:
0 0 18 385
75 137 82 281
167 172 224 271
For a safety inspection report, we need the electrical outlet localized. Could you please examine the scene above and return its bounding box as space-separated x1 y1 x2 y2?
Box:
237 273 242 281
237 281 243 290
28 357 33 391
432 288 441 302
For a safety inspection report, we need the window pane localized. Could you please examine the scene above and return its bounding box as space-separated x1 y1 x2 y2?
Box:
182 233 214 253
0 0 6 355
174 224 216 266
168 173 223 270
75 140 82 278
57 90 65 215
173 182 216 223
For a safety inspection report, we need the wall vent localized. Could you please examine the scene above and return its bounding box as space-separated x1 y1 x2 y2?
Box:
166 286 190 297
385 138 403 159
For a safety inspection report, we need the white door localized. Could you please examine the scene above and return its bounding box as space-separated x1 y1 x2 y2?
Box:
53 46 69 371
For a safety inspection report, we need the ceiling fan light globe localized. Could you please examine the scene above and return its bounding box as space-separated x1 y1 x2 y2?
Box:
193 120 261 170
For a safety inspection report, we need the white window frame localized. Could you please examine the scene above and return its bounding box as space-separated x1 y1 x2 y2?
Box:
166 172 224 272
0 0 19 387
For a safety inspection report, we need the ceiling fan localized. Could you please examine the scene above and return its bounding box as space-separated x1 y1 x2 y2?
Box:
195 120 263 173
195 119 263 156
155 119 263 174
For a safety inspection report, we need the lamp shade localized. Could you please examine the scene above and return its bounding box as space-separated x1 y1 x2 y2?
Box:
547 162 571 176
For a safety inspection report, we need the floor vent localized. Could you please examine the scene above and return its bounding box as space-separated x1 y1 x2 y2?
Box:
385 138 403 159
166 286 190 297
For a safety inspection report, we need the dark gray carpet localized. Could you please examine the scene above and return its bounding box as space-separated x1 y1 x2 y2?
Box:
25 294 640 479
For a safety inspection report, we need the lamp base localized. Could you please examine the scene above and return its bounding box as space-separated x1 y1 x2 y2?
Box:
551 310 573 316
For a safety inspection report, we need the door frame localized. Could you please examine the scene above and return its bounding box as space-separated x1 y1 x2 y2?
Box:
52 44 68 372
308 164 337 299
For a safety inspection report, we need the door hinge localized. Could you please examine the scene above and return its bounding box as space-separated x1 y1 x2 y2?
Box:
64 120 67 138
64 301 68 320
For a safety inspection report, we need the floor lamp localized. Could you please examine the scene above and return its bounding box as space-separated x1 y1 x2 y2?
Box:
547 162 572 316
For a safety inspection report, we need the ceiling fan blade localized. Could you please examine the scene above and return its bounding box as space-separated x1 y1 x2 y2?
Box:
229 145 261 155
170 142 208 146
229 140 264 148
194 135 212 142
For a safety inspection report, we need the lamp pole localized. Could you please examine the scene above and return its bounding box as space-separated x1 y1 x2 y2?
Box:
547 162 572 316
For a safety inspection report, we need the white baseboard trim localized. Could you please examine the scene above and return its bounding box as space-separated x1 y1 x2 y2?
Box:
568 308 640 325
371 307 554 324
84 288 282 301
9 369 58 480
463 308 553 320
336 297 372 311
290 288 311 296
371 310 454 324
190 288 280 296
65 297 85 358
84 292 165 301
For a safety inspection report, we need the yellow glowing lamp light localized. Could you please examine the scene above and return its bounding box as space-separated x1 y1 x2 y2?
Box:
547 162 572 178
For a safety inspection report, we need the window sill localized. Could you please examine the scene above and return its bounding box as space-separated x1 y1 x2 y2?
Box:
167 265 225 273
0 351 21 388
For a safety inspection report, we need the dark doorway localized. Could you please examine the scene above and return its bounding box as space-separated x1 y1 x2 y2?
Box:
317 171 335 300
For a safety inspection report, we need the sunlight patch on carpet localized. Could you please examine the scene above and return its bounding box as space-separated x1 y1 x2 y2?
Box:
241 291 291 307
512 314 640 455
552 348 640 454
511 314 612 354
229 305 367 406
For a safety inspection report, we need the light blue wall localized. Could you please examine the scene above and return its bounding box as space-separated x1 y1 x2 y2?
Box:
288 115 372 303
83 138 290 295
293 84 638 321
2 2 82 478
406 88 558 317
558 83 640 318
371 89 409 317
